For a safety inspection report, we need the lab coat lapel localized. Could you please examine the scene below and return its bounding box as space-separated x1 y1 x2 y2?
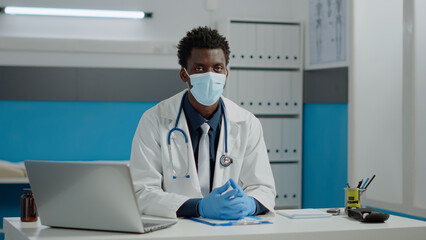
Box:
212 106 239 189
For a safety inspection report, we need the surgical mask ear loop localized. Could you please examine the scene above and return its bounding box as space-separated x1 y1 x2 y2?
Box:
183 68 191 81
183 68 190 78
183 68 192 90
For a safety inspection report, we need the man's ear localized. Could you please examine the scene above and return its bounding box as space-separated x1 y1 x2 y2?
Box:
224 68 229 89
180 68 189 83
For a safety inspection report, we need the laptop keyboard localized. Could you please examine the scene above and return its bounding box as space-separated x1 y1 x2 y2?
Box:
143 223 159 228
144 222 175 233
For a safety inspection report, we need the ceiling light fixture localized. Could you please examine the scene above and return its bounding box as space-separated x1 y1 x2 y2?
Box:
0 6 152 19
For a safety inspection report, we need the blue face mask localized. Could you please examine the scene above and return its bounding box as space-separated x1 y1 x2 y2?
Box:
184 69 226 106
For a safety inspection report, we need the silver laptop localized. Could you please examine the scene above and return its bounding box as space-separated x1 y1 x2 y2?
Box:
25 160 176 233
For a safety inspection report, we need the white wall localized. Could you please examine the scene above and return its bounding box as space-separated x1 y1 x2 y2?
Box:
350 0 426 218
413 0 426 210
350 0 403 204
0 0 299 69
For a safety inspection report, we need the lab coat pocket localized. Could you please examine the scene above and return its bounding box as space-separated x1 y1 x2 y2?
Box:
214 156 243 188
163 171 196 196
168 135 190 179
163 141 200 197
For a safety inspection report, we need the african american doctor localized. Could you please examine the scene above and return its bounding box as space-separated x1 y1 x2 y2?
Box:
130 26 276 219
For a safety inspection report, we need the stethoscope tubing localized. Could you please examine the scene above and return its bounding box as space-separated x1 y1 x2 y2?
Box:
168 92 228 152
167 92 231 178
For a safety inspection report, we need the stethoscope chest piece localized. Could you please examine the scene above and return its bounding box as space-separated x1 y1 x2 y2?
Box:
220 154 233 167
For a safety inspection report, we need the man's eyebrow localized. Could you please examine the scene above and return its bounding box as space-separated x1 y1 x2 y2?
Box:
192 62 206 66
192 62 224 65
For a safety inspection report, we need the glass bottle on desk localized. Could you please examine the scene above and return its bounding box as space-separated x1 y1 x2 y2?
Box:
21 188 37 222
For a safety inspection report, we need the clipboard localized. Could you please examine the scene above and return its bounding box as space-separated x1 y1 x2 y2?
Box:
188 216 272 226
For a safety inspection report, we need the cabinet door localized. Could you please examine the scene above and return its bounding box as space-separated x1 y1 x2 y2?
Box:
271 163 301 208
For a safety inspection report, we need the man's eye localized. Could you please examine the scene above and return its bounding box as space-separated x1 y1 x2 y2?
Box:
215 66 223 72
195 66 204 71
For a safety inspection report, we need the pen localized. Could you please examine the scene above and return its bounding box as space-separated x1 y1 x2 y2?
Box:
347 183 351 188
356 179 363 189
364 175 376 189
361 178 369 189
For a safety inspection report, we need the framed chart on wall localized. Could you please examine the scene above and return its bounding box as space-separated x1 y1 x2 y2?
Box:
306 0 350 70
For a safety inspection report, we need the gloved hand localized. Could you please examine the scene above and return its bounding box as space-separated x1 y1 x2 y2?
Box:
198 178 257 220
229 178 256 217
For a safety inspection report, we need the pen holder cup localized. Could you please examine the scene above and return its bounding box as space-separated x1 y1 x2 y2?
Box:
344 188 366 213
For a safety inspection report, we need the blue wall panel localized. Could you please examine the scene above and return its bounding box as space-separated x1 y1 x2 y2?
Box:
0 101 157 162
302 103 348 208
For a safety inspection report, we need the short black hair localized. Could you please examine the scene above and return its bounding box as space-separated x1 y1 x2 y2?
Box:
177 26 230 69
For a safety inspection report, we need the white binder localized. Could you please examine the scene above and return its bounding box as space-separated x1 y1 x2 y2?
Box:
274 25 286 67
291 72 302 114
251 71 262 114
281 71 292 114
287 118 301 160
267 71 283 114
229 23 246 66
288 25 300 67
237 70 250 111
246 24 257 67
263 24 275 68
225 70 239 103
259 118 272 160
273 119 283 161
255 24 266 67
281 118 292 161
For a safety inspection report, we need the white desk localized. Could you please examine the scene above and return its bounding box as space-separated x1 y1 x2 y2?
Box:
4 213 426 240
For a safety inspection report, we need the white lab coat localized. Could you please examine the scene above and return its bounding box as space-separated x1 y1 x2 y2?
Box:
130 90 276 218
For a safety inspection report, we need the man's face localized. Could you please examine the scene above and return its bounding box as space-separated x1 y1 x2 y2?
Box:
180 48 228 87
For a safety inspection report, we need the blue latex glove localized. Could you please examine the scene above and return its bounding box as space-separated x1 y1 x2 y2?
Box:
198 178 256 219
228 178 256 217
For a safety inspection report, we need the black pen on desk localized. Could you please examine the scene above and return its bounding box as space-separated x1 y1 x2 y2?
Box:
364 175 376 189
356 179 363 189
347 183 351 188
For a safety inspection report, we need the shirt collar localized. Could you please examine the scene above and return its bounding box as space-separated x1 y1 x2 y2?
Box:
183 92 222 133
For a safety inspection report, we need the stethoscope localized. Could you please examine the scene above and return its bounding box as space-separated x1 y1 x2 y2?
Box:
167 92 233 179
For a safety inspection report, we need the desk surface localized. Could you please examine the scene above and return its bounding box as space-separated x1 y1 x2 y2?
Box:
4 211 426 240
